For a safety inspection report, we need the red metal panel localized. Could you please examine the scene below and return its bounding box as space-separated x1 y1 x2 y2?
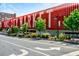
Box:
71 4 73 13
18 17 21 27
51 13 57 30
27 15 31 29
32 12 40 28
78 3 79 9
58 16 64 30
13 18 17 26
7 19 12 28
1 20 5 29
35 12 40 20
41 11 49 29
22 16 24 24
30 14 33 28
50 12 54 29
14 19 16 26
12 19 16 26
53 20 58 30
25 15 28 23
17 17 20 27
73 4 76 10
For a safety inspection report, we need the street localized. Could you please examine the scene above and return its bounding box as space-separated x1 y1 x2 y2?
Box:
0 35 79 56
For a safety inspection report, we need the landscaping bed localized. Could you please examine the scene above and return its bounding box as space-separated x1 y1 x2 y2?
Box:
1 16 79 45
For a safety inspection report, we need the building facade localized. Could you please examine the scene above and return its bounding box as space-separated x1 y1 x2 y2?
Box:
1 3 79 30
0 12 16 21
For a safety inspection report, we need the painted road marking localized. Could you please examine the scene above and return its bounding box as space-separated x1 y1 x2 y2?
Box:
35 47 61 51
9 49 29 56
62 50 79 56
0 39 50 56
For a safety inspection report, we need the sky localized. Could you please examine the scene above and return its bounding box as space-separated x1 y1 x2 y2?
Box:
0 3 63 17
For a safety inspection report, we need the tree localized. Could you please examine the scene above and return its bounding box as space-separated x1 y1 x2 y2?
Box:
63 9 79 31
35 17 46 34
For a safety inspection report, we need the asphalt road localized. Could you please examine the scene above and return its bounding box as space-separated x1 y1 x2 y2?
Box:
0 35 79 56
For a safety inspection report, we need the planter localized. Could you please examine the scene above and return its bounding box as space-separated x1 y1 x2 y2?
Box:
17 32 24 37
36 37 41 40
24 34 30 38
64 39 79 44
9 33 17 36
48 36 57 41
31 37 41 40
32 38 37 40
41 38 48 40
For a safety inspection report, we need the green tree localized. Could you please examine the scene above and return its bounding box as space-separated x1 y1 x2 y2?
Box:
63 9 79 30
35 17 46 34
21 23 28 33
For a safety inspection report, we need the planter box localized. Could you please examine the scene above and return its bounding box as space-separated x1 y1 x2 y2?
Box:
9 33 17 36
64 39 79 44
31 37 41 40
17 32 24 37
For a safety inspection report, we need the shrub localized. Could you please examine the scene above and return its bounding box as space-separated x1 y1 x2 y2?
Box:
41 33 51 38
35 17 46 32
48 36 53 40
21 23 28 33
48 35 57 41
37 34 41 37
66 35 71 40
0 27 2 31
7 28 12 35
63 9 79 30
31 33 38 38
58 33 66 41
7 26 19 35
24 32 31 38
11 26 19 33
17 31 24 37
